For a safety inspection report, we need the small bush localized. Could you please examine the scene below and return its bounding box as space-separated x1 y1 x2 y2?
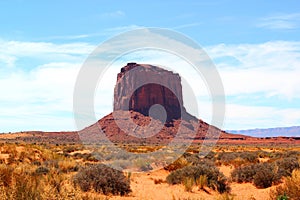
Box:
0 164 13 187
216 152 258 167
164 156 190 171
154 178 165 184
231 162 280 188
253 166 277 188
134 159 153 172
73 164 131 196
231 164 257 183
58 160 79 173
270 169 300 200
276 157 300 177
35 166 50 175
166 162 230 193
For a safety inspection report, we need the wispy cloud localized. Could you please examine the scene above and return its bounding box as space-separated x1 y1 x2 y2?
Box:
206 41 300 99
173 23 201 30
257 13 300 30
99 10 125 19
36 25 143 41
0 39 95 68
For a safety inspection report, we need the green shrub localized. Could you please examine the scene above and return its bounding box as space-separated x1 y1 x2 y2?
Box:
166 162 230 193
73 164 131 196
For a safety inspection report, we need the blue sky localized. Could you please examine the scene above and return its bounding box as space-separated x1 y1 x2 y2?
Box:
0 0 300 132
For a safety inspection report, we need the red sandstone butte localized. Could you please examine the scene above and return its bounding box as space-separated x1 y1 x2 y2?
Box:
113 63 186 122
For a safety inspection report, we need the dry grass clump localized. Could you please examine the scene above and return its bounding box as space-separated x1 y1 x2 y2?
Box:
269 169 300 200
164 156 190 171
166 160 230 193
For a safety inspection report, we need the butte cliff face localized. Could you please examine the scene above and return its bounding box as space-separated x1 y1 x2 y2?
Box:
114 63 186 122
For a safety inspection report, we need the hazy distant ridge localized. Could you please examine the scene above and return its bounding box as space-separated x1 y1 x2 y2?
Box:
229 126 300 137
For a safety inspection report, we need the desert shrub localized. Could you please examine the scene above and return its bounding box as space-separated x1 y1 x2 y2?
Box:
13 171 42 200
256 150 269 158
154 178 165 184
216 152 258 167
0 164 13 187
58 160 79 173
0 165 43 200
73 164 131 196
164 156 190 171
231 162 280 188
204 151 216 160
134 159 153 172
35 166 50 175
44 159 59 169
270 169 300 200
105 151 134 161
276 157 300 177
166 162 230 193
32 161 41 166
253 166 278 188
63 145 81 154
239 152 258 163
183 153 215 166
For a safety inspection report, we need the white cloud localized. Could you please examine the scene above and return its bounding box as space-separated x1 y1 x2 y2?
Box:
0 39 95 132
0 40 94 55
0 62 81 132
206 41 300 99
224 104 300 130
0 39 95 68
0 54 16 68
257 13 300 30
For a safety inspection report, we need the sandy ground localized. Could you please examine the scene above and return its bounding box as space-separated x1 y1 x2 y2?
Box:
108 167 278 200
218 165 233 178
110 169 219 200
231 182 274 200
